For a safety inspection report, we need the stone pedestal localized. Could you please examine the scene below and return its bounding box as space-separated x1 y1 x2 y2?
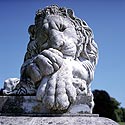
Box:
0 114 119 125
0 96 119 125
0 96 93 114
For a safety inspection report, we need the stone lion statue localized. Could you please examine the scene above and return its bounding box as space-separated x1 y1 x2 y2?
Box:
3 5 98 113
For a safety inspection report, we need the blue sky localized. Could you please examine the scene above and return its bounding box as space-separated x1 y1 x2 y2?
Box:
0 0 125 107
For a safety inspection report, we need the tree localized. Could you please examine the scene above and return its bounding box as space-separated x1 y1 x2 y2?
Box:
110 97 121 122
120 107 125 122
93 90 114 119
93 89 125 122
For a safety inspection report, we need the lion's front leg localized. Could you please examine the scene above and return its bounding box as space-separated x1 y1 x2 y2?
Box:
37 59 77 111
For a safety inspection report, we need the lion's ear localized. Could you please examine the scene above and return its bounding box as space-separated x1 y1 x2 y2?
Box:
28 25 36 40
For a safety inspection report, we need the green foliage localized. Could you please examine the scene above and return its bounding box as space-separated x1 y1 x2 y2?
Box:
114 109 122 122
121 108 125 122
93 90 114 119
93 89 125 122
118 122 125 125
111 97 121 109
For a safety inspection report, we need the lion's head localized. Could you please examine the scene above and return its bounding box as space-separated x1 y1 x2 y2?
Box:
26 5 98 67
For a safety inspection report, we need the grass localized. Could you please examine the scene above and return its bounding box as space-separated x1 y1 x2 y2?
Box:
118 122 125 125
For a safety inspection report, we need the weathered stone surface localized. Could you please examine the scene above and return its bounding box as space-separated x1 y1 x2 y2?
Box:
0 116 32 125
0 96 8 112
3 78 20 95
0 96 119 125
0 115 119 125
0 96 94 114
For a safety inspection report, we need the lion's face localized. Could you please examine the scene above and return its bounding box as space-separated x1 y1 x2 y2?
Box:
34 14 79 59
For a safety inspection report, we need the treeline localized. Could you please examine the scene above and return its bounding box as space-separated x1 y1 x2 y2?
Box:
93 89 125 122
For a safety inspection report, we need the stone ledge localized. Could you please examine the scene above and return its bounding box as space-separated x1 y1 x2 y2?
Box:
0 115 119 125
0 113 99 117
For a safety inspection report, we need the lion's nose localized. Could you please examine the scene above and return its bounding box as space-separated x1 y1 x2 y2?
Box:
79 87 86 91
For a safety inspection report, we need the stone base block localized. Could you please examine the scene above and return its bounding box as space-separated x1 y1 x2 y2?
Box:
0 115 119 125
0 96 119 125
0 96 93 114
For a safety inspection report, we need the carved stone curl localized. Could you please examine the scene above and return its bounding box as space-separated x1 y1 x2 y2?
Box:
3 5 98 113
